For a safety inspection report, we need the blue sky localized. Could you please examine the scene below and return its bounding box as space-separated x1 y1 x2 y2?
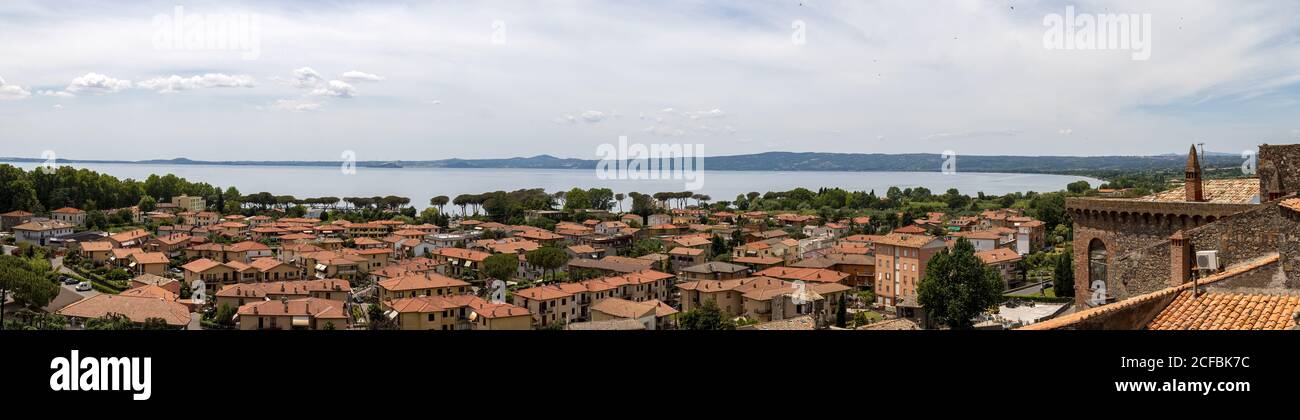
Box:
0 0 1298 161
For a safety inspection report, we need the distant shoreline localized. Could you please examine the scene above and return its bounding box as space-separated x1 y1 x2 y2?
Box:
0 151 1243 177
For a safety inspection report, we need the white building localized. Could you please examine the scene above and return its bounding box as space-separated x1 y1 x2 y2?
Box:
13 220 76 246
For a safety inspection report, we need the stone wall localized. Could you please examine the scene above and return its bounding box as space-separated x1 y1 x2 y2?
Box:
1186 200 1300 287
1072 210 1197 306
1259 144 1300 200
1112 240 1171 300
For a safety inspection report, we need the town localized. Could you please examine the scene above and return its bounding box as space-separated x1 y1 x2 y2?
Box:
2 143 1293 331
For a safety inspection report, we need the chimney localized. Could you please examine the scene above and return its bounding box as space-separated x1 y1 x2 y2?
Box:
1185 145 1204 202
1169 230 1192 287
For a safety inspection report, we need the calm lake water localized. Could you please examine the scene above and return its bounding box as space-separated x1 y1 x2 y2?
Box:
8 162 1100 213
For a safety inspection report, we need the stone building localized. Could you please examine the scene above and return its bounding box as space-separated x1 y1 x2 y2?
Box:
1044 143 1300 329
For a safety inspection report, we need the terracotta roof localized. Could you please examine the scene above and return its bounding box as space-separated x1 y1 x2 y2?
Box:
237 297 348 319
1147 290 1300 330
227 241 270 252
873 232 943 249
1 210 33 217
469 301 531 318
755 267 849 283
590 298 657 319
745 316 816 330
567 245 598 254
130 273 178 288
52 207 85 214
182 258 223 273
109 229 150 243
14 220 74 231
1019 253 1280 330
432 247 491 262
566 319 647 330
680 261 749 274
1137 178 1260 204
513 284 572 301
378 273 470 292
1281 198 1300 212
217 279 351 298
79 241 113 252
57 294 190 326
130 252 170 265
975 248 1022 265
668 247 704 256
121 284 178 301
643 299 679 317
731 256 783 265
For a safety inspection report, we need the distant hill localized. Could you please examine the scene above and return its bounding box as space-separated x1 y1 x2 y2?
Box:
0 151 1246 175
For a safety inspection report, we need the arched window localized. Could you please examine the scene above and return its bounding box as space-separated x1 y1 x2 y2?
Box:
1088 238 1108 300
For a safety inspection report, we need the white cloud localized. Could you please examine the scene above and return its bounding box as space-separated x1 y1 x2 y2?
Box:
0 75 31 100
923 129 1023 141
553 114 577 124
137 74 256 93
579 110 606 123
686 108 726 119
341 70 384 82
66 72 132 94
1058 128 1074 135
38 90 75 99
52 104 64 110
290 67 323 88
311 80 357 98
269 99 323 112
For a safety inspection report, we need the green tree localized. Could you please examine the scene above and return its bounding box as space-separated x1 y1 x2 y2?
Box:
0 255 58 329
525 246 569 282
677 300 737 330
86 313 136 330
483 253 520 283
917 238 1004 329
141 317 173 330
1053 252 1075 297
1067 180 1091 194
563 188 591 210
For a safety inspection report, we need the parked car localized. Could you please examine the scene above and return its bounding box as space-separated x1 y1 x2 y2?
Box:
75 282 92 292
61 277 78 285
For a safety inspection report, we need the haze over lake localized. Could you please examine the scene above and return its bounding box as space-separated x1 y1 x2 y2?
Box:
8 162 1100 213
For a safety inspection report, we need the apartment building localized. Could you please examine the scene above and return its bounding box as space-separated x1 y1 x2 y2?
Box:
873 232 946 310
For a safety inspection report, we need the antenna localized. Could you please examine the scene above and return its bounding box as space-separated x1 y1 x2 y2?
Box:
1197 142 1206 167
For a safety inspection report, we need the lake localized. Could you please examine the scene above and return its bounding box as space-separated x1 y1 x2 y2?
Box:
6 162 1101 213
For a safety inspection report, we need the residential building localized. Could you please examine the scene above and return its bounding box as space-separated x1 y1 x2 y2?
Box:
13 220 75 246
873 232 946 312
236 297 349 330
50 207 87 226
58 294 191 329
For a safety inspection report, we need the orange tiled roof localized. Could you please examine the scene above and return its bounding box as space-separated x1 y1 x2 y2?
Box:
378 273 470 291
1137 178 1260 204
975 248 1022 265
57 294 190 326
1147 291 1300 330
1019 253 1281 330
79 241 113 252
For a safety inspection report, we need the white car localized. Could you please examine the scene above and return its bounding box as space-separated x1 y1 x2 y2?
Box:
75 282 92 292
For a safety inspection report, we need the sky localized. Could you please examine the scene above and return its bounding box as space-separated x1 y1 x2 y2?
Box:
1 0 1299 162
